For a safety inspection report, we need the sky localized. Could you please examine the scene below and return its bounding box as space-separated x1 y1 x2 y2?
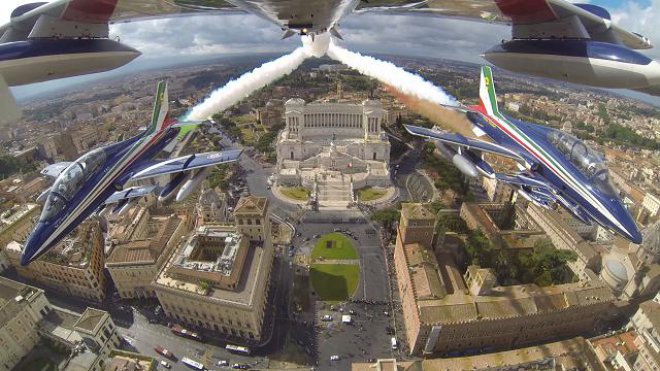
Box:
2 0 660 105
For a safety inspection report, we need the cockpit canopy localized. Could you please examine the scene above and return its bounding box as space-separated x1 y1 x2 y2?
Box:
548 131 619 198
40 148 107 221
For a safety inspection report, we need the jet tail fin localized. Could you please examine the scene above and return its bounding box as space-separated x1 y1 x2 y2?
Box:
146 81 170 135
479 66 500 117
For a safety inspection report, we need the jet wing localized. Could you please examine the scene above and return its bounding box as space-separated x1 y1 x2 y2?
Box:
404 124 523 161
355 0 651 50
130 149 242 180
40 162 73 178
0 0 243 42
494 173 554 192
104 185 158 205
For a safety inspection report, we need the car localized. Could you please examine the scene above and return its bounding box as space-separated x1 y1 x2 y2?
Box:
349 310 356 315
295 232 301 237
322 314 333 321
383 311 389 316
330 355 340 361
304 237 310 242
160 360 171 369
217 360 229 367
232 364 249 370
313 234 320 239
154 305 162 316
330 305 336 311
352 236 359 240
333 228 342 232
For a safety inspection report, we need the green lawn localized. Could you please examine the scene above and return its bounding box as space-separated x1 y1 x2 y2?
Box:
176 123 197 140
310 264 360 301
357 186 387 201
280 186 310 201
311 233 358 260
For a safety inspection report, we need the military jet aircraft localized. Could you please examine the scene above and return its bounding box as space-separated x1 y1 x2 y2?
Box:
404 66 642 244
22 80 242 265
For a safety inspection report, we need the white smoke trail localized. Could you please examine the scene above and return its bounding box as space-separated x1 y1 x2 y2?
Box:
327 40 458 106
186 47 310 120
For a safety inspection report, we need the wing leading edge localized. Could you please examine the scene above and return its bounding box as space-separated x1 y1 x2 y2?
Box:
403 124 523 161
130 149 243 180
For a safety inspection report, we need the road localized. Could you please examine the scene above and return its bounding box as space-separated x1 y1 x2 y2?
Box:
117 310 265 371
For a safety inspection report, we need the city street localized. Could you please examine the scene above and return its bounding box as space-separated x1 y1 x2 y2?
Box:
117 310 265 371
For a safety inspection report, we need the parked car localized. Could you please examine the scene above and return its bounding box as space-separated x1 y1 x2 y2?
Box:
322 314 333 321
217 360 229 367
330 355 340 361
159 360 171 369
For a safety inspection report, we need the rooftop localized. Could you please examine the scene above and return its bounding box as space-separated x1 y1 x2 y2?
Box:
234 196 268 215
0 277 42 327
106 215 182 266
428 336 599 370
172 227 244 276
104 352 155 371
155 226 270 307
73 308 108 334
401 203 435 221
400 241 614 325
39 307 84 344
41 220 101 268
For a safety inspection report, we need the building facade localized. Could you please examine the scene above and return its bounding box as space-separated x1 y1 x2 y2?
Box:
526 204 600 279
106 209 190 299
5 219 107 302
276 99 391 201
394 203 616 356
0 278 50 371
153 197 275 343
628 293 660 371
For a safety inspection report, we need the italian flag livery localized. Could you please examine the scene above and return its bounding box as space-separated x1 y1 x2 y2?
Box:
406 66 642 244
22 81 243 265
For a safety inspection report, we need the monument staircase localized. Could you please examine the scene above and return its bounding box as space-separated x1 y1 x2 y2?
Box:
317 172 353 204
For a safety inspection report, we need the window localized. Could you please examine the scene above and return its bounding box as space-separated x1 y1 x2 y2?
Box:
256 219 261 225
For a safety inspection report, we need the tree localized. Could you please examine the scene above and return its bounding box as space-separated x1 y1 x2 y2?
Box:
464 230 496 268
371 207 400 231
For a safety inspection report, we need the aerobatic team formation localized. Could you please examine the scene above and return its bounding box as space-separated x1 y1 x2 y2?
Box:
0 1 653 264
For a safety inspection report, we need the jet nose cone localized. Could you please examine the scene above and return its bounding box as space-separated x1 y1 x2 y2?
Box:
619 211 643 244
628 227 643 245
21 223 45 266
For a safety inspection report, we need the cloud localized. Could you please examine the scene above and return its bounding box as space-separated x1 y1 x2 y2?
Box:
609 0 660 59
108 12 509 65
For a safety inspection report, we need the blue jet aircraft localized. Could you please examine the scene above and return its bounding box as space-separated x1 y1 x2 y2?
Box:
405 66 642 244
22 81 242 265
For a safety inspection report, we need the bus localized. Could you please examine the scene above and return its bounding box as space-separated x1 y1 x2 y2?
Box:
181 357 204 370
226 344 251 355
170 323 204 342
